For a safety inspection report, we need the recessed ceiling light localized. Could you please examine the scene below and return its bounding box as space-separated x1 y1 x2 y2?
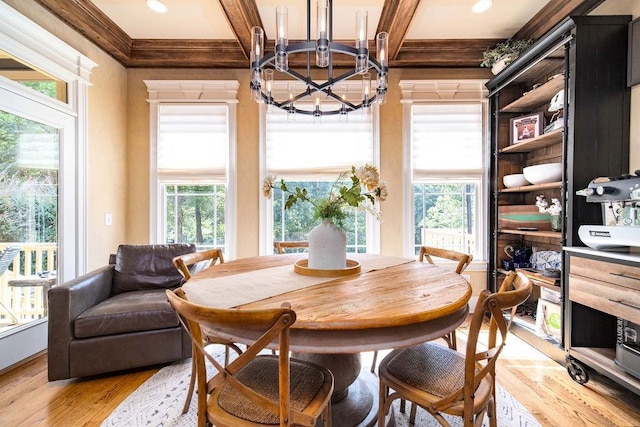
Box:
471 0 493 14
146 0 168 14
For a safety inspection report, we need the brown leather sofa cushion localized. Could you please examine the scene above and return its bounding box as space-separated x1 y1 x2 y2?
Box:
74 289 179 338
112 243 195 294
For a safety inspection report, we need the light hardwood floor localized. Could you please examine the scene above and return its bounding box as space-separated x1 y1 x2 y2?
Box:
1 326 639 426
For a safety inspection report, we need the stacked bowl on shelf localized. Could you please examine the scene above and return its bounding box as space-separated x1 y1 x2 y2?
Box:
503 162 562 187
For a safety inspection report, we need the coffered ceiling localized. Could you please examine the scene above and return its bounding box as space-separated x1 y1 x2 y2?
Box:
32 0 606 68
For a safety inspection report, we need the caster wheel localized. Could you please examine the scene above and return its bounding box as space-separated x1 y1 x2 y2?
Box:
567 359 589 384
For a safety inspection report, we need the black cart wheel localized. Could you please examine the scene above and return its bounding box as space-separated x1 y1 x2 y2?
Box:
566 357 589 384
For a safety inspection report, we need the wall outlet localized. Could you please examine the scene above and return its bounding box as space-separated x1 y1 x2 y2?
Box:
105 213 113 226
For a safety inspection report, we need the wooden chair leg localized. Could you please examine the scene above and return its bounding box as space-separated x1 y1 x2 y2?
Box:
182 344 198 414
370 350 378 373
409 401 417 424
442 331 457 350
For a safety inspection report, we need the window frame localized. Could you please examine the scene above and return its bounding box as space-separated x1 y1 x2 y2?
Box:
145 81 239 259
400 80 489 262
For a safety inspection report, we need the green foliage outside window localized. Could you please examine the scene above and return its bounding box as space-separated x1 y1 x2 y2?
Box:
414 183 475 256
0 111 58 244
165 184 226 249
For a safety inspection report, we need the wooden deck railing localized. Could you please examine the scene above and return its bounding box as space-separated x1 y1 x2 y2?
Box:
420 229 475 256
0 243 57 326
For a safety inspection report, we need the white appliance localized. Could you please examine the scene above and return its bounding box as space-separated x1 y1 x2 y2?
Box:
576 171 640 250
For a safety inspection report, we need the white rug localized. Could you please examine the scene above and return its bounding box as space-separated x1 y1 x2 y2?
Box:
102 348 540 427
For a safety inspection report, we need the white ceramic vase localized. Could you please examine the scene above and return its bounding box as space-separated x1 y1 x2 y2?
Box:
308 219 347 270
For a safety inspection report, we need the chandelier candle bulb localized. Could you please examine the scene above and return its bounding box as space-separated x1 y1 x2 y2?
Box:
275 5 288 71
362 72 371 104
250 26 264 101
316 0 329 67
355 9 369 74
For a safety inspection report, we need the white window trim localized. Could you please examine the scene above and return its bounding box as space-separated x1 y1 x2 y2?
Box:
259 81 381 255
145 80 239 259
399 80 489 263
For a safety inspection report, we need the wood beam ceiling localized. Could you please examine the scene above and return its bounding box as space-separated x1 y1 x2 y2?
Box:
32 0 606 69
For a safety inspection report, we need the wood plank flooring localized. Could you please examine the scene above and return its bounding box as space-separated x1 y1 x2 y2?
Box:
1 327 639 426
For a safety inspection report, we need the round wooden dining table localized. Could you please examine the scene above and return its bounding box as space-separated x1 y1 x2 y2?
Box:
183 253 472 427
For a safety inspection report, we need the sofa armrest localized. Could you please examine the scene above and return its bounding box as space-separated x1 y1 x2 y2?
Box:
48 265 114 380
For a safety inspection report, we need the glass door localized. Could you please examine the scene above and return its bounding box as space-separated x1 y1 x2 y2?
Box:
0 85 76 368
0 110 58 334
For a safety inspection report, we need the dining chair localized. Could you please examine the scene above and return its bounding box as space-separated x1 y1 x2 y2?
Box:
166 288 334 427
171 248 242 414
172 248 225 280
273 241 309 254
377 271 532 427
419 246 473 350
369 246 473 373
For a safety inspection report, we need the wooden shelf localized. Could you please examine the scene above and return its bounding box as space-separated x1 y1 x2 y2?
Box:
499 181 562 193
569 347 640 395
498 228 562 238
499 128 563 154
517 268 561 288
500 74 565 113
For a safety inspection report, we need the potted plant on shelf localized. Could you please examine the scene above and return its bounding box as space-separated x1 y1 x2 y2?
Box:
481 38 535 75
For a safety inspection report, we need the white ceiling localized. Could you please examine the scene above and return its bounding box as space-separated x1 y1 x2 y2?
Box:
92 0 552 41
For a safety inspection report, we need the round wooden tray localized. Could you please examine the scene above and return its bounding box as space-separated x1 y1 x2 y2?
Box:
294 259 361 277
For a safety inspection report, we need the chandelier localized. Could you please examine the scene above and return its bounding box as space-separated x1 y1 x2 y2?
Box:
250 0 389 117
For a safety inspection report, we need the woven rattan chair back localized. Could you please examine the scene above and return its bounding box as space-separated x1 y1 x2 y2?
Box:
166 288 334 427
273 241 309 254
377 271 532 427
172 248 225 281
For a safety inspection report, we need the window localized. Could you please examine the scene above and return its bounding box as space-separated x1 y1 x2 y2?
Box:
400 80 488 260
146 81 239 257
261 91 379 254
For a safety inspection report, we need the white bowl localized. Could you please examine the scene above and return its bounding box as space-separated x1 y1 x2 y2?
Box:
523 163 562 184
503 173 528 188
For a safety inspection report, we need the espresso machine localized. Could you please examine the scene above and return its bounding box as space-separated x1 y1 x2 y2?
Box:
575 171 640 250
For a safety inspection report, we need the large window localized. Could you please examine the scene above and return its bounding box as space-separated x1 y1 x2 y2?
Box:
146 81 239 257
262 96 379 254
156 104 230 252
401 80 488 260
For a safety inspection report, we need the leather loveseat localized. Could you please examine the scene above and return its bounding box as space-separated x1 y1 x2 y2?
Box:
48 244 195 381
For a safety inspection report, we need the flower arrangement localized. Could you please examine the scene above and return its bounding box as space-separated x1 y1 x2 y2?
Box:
263 164 388 229
535 195 562 215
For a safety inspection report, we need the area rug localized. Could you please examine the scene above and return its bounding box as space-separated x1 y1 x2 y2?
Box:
102 348 540 427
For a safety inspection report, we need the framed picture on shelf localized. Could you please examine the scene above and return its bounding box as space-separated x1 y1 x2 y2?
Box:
510 112 544 144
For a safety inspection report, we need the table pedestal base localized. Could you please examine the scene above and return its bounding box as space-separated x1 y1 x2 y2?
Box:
292 352 393 427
